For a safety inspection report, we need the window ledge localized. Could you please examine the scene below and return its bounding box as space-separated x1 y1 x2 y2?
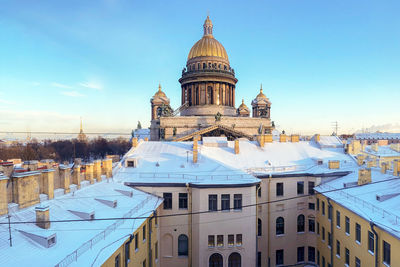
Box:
276 234 285 237
297 232 305 235
233 209 242 212
345 264 349 267
178 255 188 258
383 262 391 267
162 256 173 258
336 226 341 229
356 240 361 245
135 248 139 253
345 232 350 236
368 250 374 256
142 239 146 243
336 254 340 259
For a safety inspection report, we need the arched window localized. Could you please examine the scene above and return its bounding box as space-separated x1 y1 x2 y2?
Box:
203 63 206 69
228 252 241 267
276 217 284 235
178 234 188 256
297 214 305 233
258 218 262 236
209 253 223 267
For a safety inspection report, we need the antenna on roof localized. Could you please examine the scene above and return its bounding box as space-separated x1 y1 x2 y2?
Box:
331 121 339 136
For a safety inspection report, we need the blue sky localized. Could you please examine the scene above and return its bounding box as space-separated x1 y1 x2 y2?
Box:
0 0 399 136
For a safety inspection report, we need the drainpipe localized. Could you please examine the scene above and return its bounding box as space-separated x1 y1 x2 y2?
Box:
148 211 155 267
256 184 259 267
187 183 192 267
267 174 272 267
327 198 333 267
370 221 379 267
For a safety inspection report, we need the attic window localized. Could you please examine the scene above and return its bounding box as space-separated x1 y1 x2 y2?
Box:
127 161 134 167
48 236 56 246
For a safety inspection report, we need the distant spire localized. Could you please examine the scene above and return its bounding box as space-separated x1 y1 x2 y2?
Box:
203 15 213 36
260 83 263 93
242 98 245 104
158 83 162 92
80 117 83 133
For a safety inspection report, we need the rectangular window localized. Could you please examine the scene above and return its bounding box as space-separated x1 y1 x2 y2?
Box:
115 254 121 267
125 242 130 267
135 233 139 250
236 234 242 246
336 210 341 227
308 246 315 262
179 193 188 209
328 205 332 220
163 193 172 209
308 203 315 210
208 235 215 247
322 201 325 215
309 218 315 233
155 242 158 260
345 216 350 235
317 222 320 235
228 234 234 246
234 194 242 210
276 183 284 196
328 232 332 247
322 256 325 267
257 252 261 267
345 248 350 265
297 246 305 262
336 240 341 256
308 181 315 195
356 223 361 243
208 194 217 211
276 249 284 265
217 235 224 247
142 259 146 267
297 181 304 195
257 186 261 197
355 257 361 267
221 194 230 211
368 231 374 253
317 198 320 211
143 225 146 241
383 240 391 265
317 250 320 265
322 227 325 241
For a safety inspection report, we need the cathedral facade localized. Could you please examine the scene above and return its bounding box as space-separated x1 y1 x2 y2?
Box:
150 16 273 141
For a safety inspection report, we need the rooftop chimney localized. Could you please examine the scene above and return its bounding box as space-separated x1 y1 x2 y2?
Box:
328 160 340 169
394 160 400 176
72 165 81 189
314 134 321 142
357 154 366 166
234 139 239 154
258 135 265 147
35 205 50 229
40 169 55 200
132 137 138 148
381 162 388 174
59 165 71 193
291 135 299 143
12 171 40 209
371 143 379 152
279 134 287 143
144 137 149 141
93 160 102 181
0 175 9 215
358 168 371 186
102 158 113 178
193 139 198 163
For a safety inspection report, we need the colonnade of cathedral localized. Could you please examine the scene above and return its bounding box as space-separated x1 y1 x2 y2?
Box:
181 82 235 107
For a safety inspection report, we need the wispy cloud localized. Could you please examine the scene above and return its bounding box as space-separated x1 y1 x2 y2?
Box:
60 91 85 97
0 99 15 105
51 82 72 89
31 82 41 86
79 81 103 90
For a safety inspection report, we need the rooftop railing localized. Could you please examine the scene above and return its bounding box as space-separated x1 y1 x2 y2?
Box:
318 183 400 227
55 195 153 267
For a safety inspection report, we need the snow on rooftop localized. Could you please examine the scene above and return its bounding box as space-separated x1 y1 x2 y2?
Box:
317 135 344 148
114 140 356 185
0 179 161 267
363 145 400 157
355 132 400 140
315 169 400 239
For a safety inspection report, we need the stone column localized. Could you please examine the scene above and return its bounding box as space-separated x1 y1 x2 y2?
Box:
222 83 226 106
41 169 55 199
72 165 81 189
197 84 200 105
232 86 235 107
93 160 102 181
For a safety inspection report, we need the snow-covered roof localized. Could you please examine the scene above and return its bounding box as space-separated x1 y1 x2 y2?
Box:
0 179 162 267
363 145 400 157
315 169 400 239
114 140 356 185
317 135 344 148
355 132 400 140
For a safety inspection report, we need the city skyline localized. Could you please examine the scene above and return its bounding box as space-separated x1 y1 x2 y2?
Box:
1 0 400 136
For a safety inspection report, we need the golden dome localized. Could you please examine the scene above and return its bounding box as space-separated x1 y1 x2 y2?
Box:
238 99 249 109
187 16 229 61
256 84 268 99
154 83 166 98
